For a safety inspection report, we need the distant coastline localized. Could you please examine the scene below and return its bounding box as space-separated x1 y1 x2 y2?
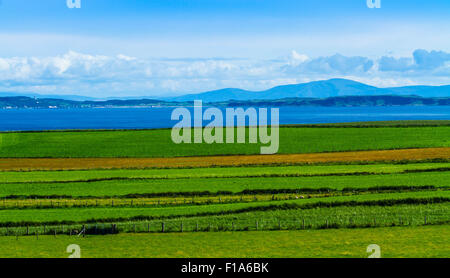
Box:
2 79 450 109
1 95 449 109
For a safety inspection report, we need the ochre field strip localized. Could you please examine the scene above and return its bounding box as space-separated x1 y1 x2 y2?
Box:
0 148 449 171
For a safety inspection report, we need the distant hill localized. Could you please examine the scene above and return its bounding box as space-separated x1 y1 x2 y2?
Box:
386 85 450 97
0 92 96 101
166 79 450 102
218 95 450 107
1 95 449 109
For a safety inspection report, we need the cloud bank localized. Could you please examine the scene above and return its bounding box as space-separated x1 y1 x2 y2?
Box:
379 49 450 74
0 49 449 98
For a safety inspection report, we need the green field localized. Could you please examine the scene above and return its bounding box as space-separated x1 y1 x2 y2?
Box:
1 163 449 182
1 225 448 258
1 191 447 225
1 126 449 157
1 171 448 198
0 123 449 258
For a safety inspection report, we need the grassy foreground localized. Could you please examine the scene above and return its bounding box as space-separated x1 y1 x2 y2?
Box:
1 225 448 258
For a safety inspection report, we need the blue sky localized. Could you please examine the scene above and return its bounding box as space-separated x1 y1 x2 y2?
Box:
0 0 449 97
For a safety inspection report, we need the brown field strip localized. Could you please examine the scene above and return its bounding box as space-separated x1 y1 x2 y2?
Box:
0 148 449 171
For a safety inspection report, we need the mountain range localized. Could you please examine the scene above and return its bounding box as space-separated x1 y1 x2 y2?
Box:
1 79 449 107
165 79 450 102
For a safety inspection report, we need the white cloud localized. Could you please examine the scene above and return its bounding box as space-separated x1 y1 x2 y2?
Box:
0 58 10 71
0 50 449 97
117 54 136 61
284 53 374 75
289 50 309 66
379 49 450 73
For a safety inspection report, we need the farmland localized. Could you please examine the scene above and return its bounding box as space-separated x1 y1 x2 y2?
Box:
0 126 449 158
0 226 448 258
0 147 449 171
0 121 449 258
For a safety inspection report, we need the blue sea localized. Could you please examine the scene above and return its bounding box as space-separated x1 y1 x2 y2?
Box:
0 106 449 131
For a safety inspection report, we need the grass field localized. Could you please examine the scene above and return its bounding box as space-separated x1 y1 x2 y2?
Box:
1 191 447 224
0 126 449 158
1 225 448 258
0 121 449 258
1 162 448 182
1 171 448 198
